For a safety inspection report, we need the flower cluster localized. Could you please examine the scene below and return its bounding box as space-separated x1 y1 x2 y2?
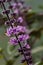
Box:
5 0 29 46
5 26 29 45
1 0 33 65
5 25 29 45
18 43 32 65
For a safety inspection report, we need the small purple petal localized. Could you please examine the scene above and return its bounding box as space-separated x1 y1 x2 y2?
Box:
24 43 30 49
13 27 18 35
12 3 17 9
18 34 30 41
9 37 18 45
23 34 30 40
17 17 23 23
18 2 23 8
14 9 19 14
6 27 13 37
16 26 26 33
18 34 24 41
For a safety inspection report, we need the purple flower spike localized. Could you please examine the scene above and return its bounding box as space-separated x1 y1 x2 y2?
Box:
9 37 18 45
3 0 33 64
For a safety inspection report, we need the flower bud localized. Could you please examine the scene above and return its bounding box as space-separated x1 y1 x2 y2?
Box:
18 48 23 52
5 21 10 26
17 17 23 23
3 10 10 14
9 5 13 9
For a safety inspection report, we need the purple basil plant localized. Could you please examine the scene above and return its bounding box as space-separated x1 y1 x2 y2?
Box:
0 0 33 65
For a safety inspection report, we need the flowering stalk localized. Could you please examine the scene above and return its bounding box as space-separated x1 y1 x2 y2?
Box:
1 1 28 64
1 0 33 65
7 2 32 65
